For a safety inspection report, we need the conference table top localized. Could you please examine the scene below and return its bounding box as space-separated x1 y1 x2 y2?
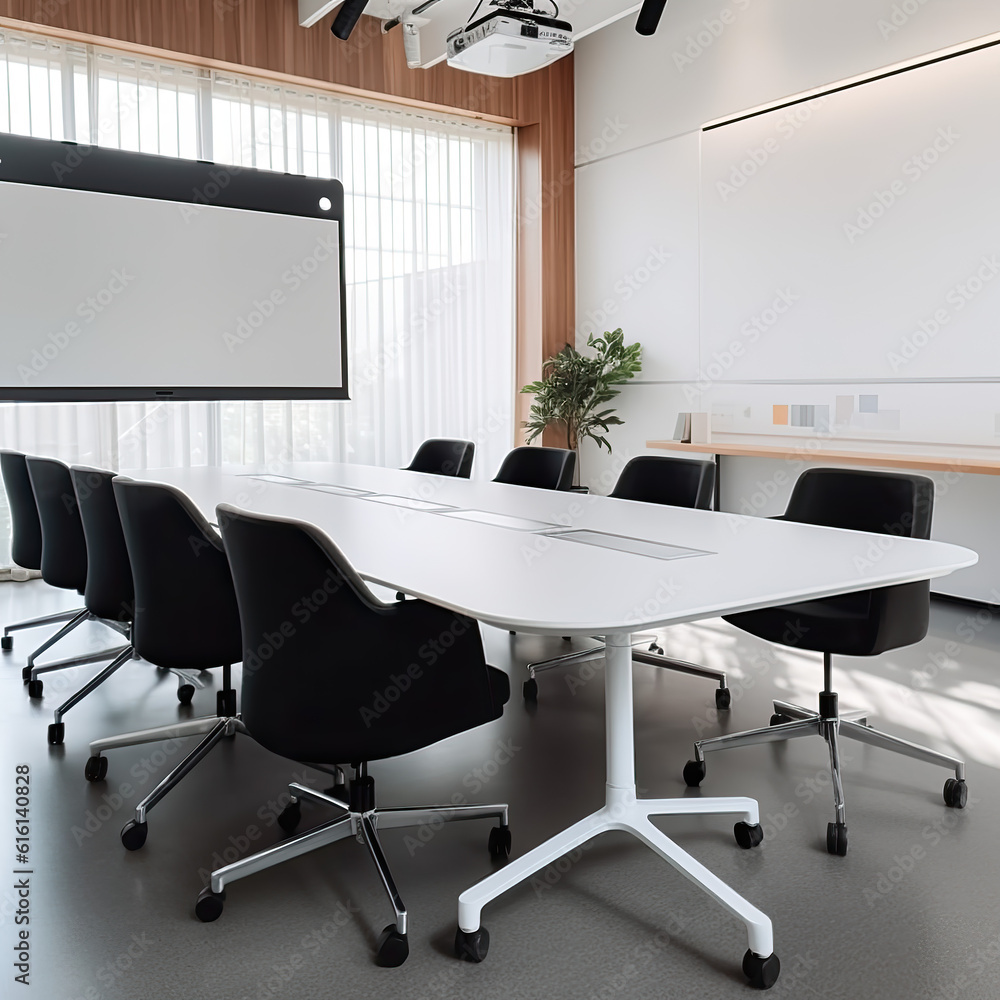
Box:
139 462 977 638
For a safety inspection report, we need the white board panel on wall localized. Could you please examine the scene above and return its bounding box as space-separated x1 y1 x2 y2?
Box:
576 131 701 382
699 41 1000 382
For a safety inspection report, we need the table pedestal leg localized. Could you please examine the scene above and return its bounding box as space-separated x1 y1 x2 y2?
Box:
456 633 778 984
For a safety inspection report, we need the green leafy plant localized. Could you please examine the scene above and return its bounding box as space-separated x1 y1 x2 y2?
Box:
521 329 642 457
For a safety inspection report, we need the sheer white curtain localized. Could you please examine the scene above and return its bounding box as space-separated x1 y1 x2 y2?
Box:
0 27 516 563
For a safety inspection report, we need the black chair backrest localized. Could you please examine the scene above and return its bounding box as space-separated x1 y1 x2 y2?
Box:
71 467 134 623
404 438 475 478
783 468 934 539
25 457 88 593
610 456 715 509
217 503 505 764
113 479 241 670
493 446 575 491
0 451 43 571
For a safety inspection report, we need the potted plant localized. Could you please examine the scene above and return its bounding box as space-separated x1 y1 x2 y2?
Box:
521 328 642 487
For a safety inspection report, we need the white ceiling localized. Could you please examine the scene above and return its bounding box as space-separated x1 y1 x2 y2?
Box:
299 0 642 69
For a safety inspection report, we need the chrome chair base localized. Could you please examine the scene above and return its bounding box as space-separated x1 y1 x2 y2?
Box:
3 607 83 641
524 635 730 708
196 776 508 966
687 693 967 854
85 664 242 847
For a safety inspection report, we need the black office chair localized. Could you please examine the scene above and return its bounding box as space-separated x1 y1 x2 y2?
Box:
84 479 244 852
403 438 475 478
22 457 132 697
1 450 85 651
193 504 511 967
43 468 206 745
683 468 967 856
493 446 575 491
522 457 731 705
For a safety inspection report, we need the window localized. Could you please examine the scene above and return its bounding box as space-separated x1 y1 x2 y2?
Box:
0 27 516 565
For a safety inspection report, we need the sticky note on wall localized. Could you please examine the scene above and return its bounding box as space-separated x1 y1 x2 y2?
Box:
773 404 788 425
859 394 879 413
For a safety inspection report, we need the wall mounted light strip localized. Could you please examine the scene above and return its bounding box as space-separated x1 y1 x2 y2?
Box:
703 29 1000 130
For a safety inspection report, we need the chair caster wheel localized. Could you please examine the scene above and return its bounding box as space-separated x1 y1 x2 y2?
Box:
22 666 31 682
2 635 12 650
454 926 490 962
682 759 706 787
47 722 65 745
216 690 237 716
522 678 538 702
943 777 968 808
28 679 43 699
375 924 408 967
277 800 301 834
85 755 108 782
734 821 764 849
120 819 148 851
488 825 511 859
195 886 226 922
648 641 663 654
177 684 195 705
743 949 780 989
826 822 848 856
769 713 791 726
715 687 732 710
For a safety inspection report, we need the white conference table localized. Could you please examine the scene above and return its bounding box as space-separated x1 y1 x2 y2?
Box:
141 462 977 985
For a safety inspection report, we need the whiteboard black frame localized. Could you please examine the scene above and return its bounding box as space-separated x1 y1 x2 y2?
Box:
0 132 349 402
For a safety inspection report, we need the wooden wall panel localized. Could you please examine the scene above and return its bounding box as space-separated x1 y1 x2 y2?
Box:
0 1 575 408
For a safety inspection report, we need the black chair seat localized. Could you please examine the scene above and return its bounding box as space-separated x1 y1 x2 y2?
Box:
725 580 929 658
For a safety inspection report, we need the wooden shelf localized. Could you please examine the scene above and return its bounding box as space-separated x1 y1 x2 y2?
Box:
646 439 1000 476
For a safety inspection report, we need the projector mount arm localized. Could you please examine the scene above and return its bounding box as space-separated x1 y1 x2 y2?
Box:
383 0 559 33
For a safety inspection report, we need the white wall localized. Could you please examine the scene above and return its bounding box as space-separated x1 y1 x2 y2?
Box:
574 0 1000 601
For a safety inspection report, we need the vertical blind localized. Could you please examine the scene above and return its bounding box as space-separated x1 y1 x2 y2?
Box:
0 27 516 560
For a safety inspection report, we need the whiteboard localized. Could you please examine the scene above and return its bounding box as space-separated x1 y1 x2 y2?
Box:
0 134 347 401
699 41 1000 382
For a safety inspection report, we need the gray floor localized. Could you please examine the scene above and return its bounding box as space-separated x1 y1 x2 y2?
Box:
1 580 999 1000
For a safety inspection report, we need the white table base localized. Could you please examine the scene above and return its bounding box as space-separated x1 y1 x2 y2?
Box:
458 635 775 961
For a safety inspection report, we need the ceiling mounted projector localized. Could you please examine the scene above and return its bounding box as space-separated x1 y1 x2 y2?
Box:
446 0 572 77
